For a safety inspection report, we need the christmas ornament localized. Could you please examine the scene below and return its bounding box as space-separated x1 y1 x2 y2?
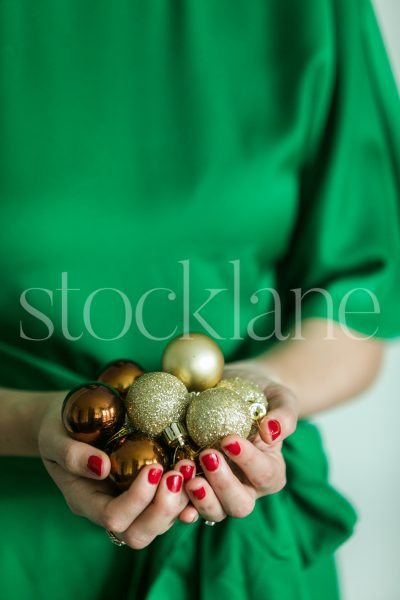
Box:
97 359 144 396
217 377 268 420
124 372 189 436
62 383 125 446
104 419 137 453
186 387 253 448
109 433 169 491
173 438 200 464
162 333 224 391
162 421 200 465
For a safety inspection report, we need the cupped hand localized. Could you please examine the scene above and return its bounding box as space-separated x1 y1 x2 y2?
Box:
37 361 297 547
178 362 298 524
37 394 195 549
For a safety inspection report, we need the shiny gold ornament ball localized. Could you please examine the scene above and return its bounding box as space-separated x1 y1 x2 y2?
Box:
162 333 224 391
62 383 125 446
97 359 144 396
173 438 200 464
109 434 169 491
124 372 189 436
186 387 253 448
217 377 268 418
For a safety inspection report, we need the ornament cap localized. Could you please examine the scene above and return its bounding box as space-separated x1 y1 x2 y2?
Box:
250 402 267 420
163 422 188 447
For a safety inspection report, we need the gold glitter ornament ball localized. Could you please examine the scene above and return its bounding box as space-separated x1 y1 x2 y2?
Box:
162 333 224 391
124 372 189 436
217 377 268 418
186 387 253 448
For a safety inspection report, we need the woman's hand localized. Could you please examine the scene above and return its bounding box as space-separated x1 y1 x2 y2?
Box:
178 362 298 524
38 394 195 549
37 360 297 546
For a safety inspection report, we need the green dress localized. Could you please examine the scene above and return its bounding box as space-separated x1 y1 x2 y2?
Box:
1 1 399 599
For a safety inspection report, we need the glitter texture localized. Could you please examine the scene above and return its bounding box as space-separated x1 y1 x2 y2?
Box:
124 372 189 436
186 387 253 448
217 377 268 410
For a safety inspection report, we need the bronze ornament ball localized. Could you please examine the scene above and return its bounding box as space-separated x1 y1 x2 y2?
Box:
162 333 224 391
97 359 144 395
62 382 125 446
109 434 169 491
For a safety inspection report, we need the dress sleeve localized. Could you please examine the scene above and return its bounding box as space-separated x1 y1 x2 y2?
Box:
277 0 400 339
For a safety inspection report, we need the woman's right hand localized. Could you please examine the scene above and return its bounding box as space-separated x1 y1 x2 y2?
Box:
37 393 198 548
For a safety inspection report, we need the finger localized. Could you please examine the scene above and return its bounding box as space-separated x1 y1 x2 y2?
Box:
198 450 255 518
43 458 164 533
185 476 227 523
221 435 286 494
173 459 196 483
123 471 188 549
178 505 200 524
39 417 111 480
260 383 298 444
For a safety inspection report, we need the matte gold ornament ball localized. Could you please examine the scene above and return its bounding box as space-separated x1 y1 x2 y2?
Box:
186 387 253 448
62 383 125 446
124 372 189 436
109 434 169 491
97 359 144 396
162 333 224 391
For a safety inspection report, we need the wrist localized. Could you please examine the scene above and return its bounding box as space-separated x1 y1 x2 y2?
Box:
0 388 65 457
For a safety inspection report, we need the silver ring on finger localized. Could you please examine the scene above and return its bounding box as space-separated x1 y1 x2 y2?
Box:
204 520 216 526
106 529 127 546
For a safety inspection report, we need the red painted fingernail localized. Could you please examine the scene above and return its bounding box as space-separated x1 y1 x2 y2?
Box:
223 441 241 456
166 474 183 493
87 455 102 477
148 468 163 485
193 486 206 500
268 419 281 441
202 453 219 472
179 464 195 481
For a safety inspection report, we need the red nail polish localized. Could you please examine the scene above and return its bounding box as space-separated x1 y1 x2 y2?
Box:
223 441 241 456
179 465 195 481
268 419 281 441
166 474 183 493
87 455 102 477
202 453 219 472
148 468 162 485
193 486 206 500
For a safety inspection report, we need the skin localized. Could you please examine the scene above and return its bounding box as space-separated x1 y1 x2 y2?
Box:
0 319 384 548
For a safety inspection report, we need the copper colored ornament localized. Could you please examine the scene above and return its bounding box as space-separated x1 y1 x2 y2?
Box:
109 434 169 490
97 359 144 396
62 383 125 446
162 333 224 391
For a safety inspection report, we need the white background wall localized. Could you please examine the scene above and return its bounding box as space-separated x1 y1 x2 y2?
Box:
314 3 400 599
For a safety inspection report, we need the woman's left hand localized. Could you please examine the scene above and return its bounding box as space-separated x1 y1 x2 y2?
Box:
177 362 298 524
